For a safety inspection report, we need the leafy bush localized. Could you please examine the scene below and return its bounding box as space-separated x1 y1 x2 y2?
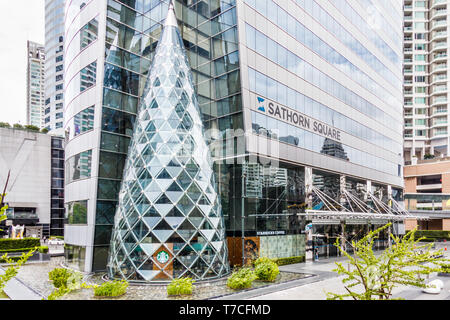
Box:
0 238 40 251
24 125 40 132
0 122 11 128
255 260 279 282
167 277 195 296
227 268 257 290
415 230 450 241
94 280 128 297
49 268 71 289
47 287 70 300
38 246 49 253
253 257 273 267
47 268 85 300
273 256 305 266
441 264 450 273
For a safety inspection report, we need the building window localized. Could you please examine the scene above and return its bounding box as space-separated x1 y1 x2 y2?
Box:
65 150 92 184
68 106 95 139
80 18 98 49
80 61 97 91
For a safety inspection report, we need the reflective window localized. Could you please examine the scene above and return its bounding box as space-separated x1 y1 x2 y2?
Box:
65 150 92 184
66 200 88 224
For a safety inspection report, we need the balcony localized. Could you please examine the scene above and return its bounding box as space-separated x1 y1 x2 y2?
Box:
432 64 447 71
433 0 446 6
432 85 448 92
416 183 443 191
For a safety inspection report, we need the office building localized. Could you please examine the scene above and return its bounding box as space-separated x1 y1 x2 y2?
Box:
64 0 404 272
404 157 450 231
403 0 450 163
27 41 46 128
44 0 66 133
0 127 65 238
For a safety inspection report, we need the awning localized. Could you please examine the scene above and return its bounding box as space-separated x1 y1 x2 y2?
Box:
295 186 429 222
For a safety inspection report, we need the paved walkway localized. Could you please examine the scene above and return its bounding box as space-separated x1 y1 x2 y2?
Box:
215 244 450 300
0 266 43 300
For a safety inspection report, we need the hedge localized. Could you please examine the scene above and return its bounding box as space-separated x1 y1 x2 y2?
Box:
0 238 41 251
414 230 450 241
272 256 305 266
0 246 48 254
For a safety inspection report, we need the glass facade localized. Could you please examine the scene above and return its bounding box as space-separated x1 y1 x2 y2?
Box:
108 5 229 282
44 0 65 131
64 0 403 272
50 137 65 236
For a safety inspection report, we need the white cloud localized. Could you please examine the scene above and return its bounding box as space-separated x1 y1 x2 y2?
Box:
0 0 45 125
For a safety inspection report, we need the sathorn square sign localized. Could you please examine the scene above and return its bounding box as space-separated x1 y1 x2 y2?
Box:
255 96 342 142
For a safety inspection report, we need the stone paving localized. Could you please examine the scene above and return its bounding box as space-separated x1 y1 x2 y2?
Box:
13 257 311 300
9 242 450 300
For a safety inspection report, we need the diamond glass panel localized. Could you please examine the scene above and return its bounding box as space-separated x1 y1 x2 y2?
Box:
108 4 229 282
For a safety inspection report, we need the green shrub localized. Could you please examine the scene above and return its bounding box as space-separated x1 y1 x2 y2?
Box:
227 268 257 290
167 277 195 296
0 122 11 128
255 260 279 282
24 125 40 132
415 230 450 241
0 247 37 254
0 238 40 251
273 256 305 266
253 257 273 267
49 268 71 289
94 280 128 297
441 264 450 273
38 246 49 253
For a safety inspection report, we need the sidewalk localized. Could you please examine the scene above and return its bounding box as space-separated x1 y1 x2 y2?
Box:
0 266 43 300
215 245 450 300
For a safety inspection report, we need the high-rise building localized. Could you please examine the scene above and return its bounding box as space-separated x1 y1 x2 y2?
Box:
27 41 46 128
403 0 450 163
44 0 66 133
64 0 404 273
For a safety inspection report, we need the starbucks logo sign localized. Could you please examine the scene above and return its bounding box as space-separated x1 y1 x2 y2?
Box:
156 250 169 264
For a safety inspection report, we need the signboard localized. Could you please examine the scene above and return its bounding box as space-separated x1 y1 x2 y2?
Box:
156 250 170 264
255 96 343 142
256 230 286 236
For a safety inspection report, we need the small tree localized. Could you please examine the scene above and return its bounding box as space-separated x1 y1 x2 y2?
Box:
0 122 11 128
12 124 23 129
327 223 450 300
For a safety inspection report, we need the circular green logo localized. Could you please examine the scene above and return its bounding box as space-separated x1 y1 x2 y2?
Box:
156 250 169 264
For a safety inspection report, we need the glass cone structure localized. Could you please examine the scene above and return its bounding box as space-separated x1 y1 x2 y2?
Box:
107 3 230 282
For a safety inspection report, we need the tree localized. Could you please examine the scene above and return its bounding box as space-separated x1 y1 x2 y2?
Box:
326 223 450 300
12 124 23 129
0 122 11 128
24 125 40 132
40 128 49 134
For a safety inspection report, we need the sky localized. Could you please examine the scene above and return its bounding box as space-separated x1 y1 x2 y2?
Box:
0 0 45 125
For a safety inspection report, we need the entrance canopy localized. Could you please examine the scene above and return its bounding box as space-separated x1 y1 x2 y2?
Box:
296 186 429 223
